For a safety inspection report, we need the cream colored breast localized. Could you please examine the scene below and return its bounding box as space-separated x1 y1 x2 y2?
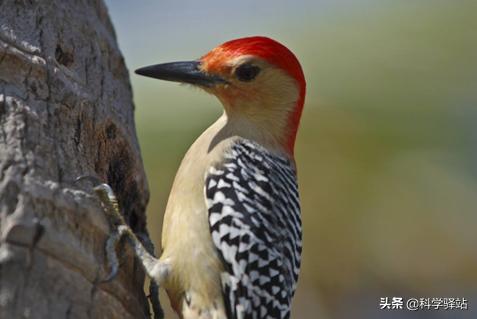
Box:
159 113 236 309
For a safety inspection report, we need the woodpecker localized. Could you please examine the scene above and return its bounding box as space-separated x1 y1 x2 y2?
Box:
97 36 305 319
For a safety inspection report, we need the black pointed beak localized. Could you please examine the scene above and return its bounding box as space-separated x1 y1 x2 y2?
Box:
135 61 227 87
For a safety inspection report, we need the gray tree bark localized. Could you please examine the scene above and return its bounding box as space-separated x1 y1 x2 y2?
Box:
0 1 151 318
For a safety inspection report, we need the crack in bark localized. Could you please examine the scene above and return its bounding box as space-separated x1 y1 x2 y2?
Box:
87 269 100 319
21 64 34 102
0 47 8 66
26 217 45 270
65 303 73 319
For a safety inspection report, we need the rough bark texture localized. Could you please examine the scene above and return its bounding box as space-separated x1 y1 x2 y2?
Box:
0 1 151 318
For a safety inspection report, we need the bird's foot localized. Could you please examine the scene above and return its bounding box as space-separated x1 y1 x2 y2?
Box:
76 176 130 281
75 175 166 319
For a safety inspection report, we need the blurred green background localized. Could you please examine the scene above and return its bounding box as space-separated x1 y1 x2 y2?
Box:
105 1 477 318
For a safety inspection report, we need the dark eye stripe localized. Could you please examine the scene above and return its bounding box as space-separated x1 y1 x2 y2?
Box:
235 64 261 82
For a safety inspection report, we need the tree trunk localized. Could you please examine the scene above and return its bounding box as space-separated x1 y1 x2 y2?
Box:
0 1 151 318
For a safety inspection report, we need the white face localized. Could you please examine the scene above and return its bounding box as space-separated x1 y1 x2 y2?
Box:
201 55 301 148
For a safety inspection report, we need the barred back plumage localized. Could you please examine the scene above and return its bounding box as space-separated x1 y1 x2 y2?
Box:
206 139 302 319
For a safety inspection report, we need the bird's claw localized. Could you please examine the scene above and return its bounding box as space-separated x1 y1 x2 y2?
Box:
93 183 126 228
100 230 123 283
75 176 126 282
76 175 165 319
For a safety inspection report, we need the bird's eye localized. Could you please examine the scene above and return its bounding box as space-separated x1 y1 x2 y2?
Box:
235 64 261 82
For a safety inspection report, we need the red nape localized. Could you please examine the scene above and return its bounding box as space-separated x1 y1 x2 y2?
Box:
203 36 306 155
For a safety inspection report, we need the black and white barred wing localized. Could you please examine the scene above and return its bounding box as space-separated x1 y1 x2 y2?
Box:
205 140 302 319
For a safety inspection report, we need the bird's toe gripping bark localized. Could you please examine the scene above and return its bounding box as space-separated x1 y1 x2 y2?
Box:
75 176 166 319
91 182 168 282
102 229 123 282
74 177 126 282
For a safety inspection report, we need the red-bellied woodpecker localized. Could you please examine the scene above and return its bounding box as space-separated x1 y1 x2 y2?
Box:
97 36 306 319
